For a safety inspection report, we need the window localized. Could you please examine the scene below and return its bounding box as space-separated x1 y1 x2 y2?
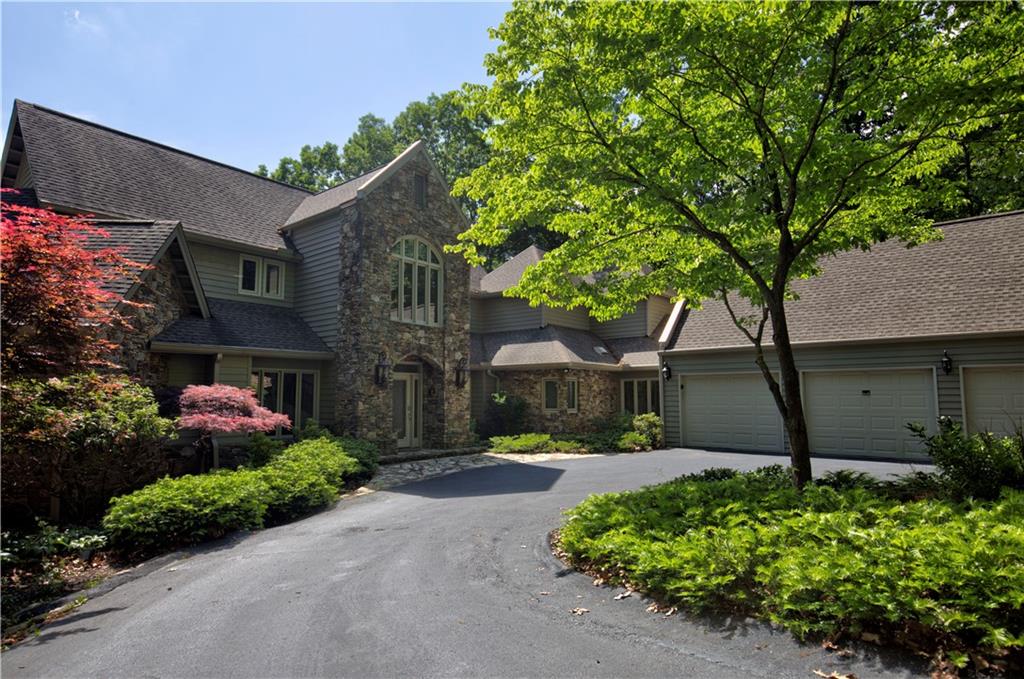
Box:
543 380 559 412
390 236 443 326
414 174 427 208
239 256 259 295
263 260 284 299
622 378 660 416
566 379 578 413
238 255 285 299
250 369 317 433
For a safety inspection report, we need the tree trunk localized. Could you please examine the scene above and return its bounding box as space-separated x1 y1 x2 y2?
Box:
766 298 814 489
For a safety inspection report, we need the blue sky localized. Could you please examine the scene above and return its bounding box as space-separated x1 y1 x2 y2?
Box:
2 2 509 172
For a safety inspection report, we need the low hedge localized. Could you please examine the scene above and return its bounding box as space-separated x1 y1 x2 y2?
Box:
559 466 1024 668
103 437 362 551
261 438 360 523
488 414 665 455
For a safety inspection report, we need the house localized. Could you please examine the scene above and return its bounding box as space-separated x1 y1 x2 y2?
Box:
660 211 1024 459
2 100 675 455
3 100 1021 461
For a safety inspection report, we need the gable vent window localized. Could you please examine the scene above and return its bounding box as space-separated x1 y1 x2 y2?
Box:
414 173 427 208
390 236 443 326
238 255 285 300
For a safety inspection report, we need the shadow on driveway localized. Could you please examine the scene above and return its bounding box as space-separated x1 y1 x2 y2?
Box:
385 462 564 498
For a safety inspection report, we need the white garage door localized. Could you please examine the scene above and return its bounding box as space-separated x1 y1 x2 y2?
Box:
963 366 1024 436
804 370 934 459
681 373 783 453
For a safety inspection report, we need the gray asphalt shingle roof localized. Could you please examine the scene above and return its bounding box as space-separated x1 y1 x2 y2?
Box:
475 245 546 295
472 325 620 368
282 165 388 228
14 101 310 250
84 219 180 299
668 211 1024 352
154 298 330 354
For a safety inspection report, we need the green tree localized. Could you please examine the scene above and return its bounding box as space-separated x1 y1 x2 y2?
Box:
453 0 1023 487
340 113 398 180
255 141 343 192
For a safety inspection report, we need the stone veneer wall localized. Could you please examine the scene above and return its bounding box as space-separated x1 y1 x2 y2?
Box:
108 256 191 386
497 368 620 434
334 152 472 454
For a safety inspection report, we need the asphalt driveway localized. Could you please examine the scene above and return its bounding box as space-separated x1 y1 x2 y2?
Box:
3 449 933 678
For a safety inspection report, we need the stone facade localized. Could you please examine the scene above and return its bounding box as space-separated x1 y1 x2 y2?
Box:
335 152 472 454
109 256 192 386
497 368 620 434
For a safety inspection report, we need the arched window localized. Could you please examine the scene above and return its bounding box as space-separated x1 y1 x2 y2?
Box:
390 236 443 326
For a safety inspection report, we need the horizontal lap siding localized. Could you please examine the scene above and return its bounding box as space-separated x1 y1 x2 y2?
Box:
166 354 213 386
291 215 341 347
190 242 295 307
646 296 673 335
215 354 252 387
592 302 647 339
662 335 1024 447
542 305 590 330
474 298 543 332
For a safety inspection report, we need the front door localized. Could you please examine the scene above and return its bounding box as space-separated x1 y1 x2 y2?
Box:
392 372 421 448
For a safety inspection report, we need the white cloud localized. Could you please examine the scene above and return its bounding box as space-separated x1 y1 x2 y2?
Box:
64 9 106 39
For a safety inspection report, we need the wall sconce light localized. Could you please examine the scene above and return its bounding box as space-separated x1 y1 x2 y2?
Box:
661 363 673 382
941 350 953 375
454 357 468 389
374 352 392 386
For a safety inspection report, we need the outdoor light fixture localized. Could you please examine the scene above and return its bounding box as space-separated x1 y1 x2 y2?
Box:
374 352 392 386
941 350 953 376
661 364 673 382
454 358 468 389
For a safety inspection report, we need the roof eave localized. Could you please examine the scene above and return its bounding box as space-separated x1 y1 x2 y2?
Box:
149 341 333 360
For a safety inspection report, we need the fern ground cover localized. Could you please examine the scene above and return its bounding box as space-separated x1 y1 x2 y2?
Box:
558 466 1024 672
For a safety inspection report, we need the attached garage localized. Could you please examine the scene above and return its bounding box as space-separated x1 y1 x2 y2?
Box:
680 373 783 452
803 369 935 459
962 366 1024 436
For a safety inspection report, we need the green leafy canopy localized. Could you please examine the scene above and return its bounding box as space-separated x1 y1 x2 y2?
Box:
452 1 1023 320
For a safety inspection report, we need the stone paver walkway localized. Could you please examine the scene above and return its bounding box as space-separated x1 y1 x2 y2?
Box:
359 451 601 492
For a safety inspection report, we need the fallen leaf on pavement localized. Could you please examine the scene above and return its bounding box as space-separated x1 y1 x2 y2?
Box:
664 607 677 617
646 603 660 613
592 577 605 586
539 591 551 596
613 591 632 600
813 671 857 679
570 607 590 616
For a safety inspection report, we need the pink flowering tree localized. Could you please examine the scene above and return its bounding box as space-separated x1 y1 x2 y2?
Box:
177 384 290 470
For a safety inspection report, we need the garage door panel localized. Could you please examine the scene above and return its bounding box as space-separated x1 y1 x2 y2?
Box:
682 374 783 453
805 370 934 459
964 367 1024 436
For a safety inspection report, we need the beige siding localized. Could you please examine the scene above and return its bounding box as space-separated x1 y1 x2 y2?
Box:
189 242 294 307
215 354 252 387
662 335 1024 448
543 304 590 330
646 296 672 335
166 354 213 387
290 214 340 346
592 301 647 339
472 297 543 332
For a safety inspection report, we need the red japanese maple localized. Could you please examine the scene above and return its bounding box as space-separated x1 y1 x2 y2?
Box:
177 384 291 436
1 190 145 376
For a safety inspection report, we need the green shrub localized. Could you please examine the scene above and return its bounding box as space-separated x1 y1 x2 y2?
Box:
260 438 359 523
1 521 107 565
478 392 529 438
103 470 269 551
294 418 332 442
616 431 648 452
1 373 176 524
560 467 1024 664
335 436 380 478
910 418 1024 499
631 413 664 449
246 432 286 468
489 432 554 454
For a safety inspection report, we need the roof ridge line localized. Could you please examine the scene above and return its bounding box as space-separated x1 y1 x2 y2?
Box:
15 100 313 195
932 209 1024 227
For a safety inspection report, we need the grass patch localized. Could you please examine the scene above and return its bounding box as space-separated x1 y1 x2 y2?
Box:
558 466 1024 673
